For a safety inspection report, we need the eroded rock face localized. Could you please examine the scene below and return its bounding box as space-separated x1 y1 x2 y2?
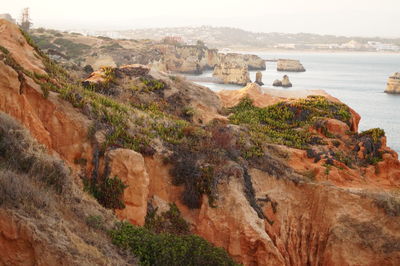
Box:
385 72 400 94
213 62 251 85
156 44 215 74
108 149 149 226
277 59 305 72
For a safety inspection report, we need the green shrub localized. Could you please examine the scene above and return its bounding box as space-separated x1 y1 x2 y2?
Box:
145 203 190 235
110 222 238 266
360 128 385 143
53 38 90 57
228 96 351 152
84 176 127 209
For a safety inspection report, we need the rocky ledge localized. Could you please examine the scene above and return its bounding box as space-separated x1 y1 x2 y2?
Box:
385 72 400 94
277 59 306 72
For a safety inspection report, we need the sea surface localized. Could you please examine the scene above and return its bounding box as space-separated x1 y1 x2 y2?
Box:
190 52 400 153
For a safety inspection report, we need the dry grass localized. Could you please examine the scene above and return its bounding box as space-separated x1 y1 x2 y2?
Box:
0 112 70 194
0 111 135 265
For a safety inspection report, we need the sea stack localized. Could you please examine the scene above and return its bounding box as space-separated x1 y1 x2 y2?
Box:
385 72 400 94
255 71 264 86
272 75 292 87
277 59 306 72
282 75 292 87
213 62 251 85
272 79 282 87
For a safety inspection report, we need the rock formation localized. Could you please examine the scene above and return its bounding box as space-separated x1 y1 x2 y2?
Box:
1 19 400 266
385 72 400 94
272 75 292 87
282 75 292 87
213 62 251 85
255 71 264 86
29 28 265 75
277 59 306 72
218 53 266 70
272 79 282 86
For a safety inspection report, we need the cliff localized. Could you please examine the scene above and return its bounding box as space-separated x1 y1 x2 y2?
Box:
385 72 400 94
29 28 264 75
213 62 251 85
219 53 266 70
277 59 306 72
1 19 400 265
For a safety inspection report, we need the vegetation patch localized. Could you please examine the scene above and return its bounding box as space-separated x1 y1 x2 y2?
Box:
0 112 69 194
360 128 385 143
145 203 190 235
357 128 386 165
228 96 351 153
84 175 127 209
110 222 238 266
53 38 91 57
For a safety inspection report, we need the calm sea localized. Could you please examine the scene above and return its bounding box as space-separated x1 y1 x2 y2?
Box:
191 52 400 153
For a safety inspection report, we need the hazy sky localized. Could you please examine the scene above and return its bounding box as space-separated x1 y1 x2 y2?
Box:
2 0 400 37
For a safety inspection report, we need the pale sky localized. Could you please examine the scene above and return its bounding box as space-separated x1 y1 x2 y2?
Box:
2 0 400 37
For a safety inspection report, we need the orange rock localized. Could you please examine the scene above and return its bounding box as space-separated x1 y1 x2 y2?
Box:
324 118 350 136
108 149 149 226
0 19 46 75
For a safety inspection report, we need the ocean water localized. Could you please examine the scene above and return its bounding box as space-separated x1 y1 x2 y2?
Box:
191 52 400 153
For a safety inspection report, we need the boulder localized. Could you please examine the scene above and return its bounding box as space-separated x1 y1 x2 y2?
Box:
272 79 282 87
255 71 264 86
385 72 400 94
277 59 306 72
282 75 292 87
213 62 251 85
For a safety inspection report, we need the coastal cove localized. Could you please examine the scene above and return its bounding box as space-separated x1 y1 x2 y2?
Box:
189 52 400 153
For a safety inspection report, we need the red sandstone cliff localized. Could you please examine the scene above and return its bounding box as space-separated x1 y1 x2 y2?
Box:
1 19 399 265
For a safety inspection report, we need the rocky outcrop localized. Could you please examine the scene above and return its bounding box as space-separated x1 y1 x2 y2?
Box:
277 59 306 72
272 79 282 86
155 44 218 74
255 71 264 86
385 72 400 94
272 75 292 87
108 149 150 226
282 75 292 87
213 62 251 85
218 53 266 70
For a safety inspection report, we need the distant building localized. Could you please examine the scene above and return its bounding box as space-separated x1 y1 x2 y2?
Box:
340 40 364 49
0 13 16 24
367 41 400 52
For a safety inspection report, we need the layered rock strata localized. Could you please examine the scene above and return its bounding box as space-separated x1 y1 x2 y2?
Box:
213 62 251 85
385 72 400 94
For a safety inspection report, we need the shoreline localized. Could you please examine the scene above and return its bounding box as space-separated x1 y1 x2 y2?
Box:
220 47 400 55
